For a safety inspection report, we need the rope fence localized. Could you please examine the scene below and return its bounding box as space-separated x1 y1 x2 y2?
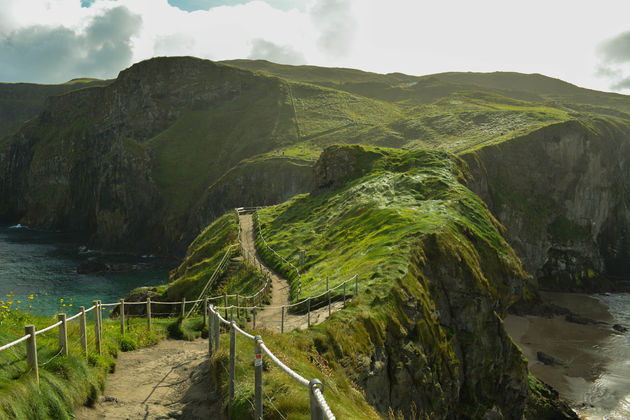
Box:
209 305 335 419
0 205 353 417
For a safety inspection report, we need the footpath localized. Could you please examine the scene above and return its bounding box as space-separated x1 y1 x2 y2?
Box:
239 213 345 331
76 340 220 419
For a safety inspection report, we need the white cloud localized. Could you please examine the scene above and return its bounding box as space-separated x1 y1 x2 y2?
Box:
0 0 630 93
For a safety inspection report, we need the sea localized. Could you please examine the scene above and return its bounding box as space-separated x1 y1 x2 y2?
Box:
0 225 168 316
576 293 630 419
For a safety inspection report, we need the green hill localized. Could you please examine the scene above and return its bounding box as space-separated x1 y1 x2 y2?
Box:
1 56 630 259
163 144 576 418
0 79 109 141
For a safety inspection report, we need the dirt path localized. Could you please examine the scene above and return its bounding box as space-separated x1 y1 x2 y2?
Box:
238 213 346 332
76 340 221 420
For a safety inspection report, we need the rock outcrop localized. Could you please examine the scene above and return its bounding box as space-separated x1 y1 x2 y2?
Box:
464 118 630 290
0 57 311 253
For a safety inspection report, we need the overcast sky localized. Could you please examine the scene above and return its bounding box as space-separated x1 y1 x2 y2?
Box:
1 0 630 93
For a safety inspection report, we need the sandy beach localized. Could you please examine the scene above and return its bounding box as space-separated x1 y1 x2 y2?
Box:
505 292 630 419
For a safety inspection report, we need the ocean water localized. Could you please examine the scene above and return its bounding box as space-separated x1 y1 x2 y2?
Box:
0 225 168 316
576 293 630 419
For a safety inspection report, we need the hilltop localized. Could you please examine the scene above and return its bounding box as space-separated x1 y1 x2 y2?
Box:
1 56 630 290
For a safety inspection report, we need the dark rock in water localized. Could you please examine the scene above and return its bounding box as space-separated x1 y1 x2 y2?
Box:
77 258 109 274
510 300 571 318
537 351 567 367
565 313 596 325
613 323 628 333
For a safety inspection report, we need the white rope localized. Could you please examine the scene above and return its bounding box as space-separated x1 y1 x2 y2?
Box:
100 302 120 308
35 320 63 335
259 342 309 388
66 312 82 322
0 334 31 352
313 387 336 420
232 322 255 340
84 305 96 312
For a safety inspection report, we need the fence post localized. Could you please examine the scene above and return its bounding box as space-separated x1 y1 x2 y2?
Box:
147 298 152 332
93 300 101 355
79 306 87 358
203 297 208 327
309 379 324 420
224 294 228 319
229 322 236 405
208 308 214 358
58 313 68 356
328 290 332 316
214 312 220 351
307 298 311 328
254 335 263 420
230 306 234 323
236 294 240 319
120 299 125 335
326 276 329 291
343 282 347 308
181 298 186 319
355 275 358 296
281 306 285 333
253 307 257 329
25 325 39 385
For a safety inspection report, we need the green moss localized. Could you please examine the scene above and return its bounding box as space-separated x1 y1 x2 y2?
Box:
548 216 590 243
0 307 172 419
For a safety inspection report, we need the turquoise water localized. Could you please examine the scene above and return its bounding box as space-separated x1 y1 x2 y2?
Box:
0 225 168 316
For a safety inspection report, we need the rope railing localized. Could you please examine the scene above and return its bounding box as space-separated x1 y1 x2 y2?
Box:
0 204 351 417
209 305 335 419
253 210 303 300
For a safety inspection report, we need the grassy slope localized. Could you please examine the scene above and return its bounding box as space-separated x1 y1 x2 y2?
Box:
0 80 109 141
0 306 171 419
168 144 573 417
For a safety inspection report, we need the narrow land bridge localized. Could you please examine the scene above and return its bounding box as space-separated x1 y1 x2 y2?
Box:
3 208 356 419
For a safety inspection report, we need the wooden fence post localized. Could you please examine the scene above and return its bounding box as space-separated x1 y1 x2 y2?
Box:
253 307 257 329
25 325 39 386
236 294 240 319
213 312 220 351
224 294 228 319
203 297 208 327
181 298 186 319
254 335 263 420
307 298 311 328
93 300 101 355
79 306 87 358
208 309 214 358
309 379 324 420
328 290 332 316
120 299 125 335
58 313 68 356
229 322 236 405
147 298 152 332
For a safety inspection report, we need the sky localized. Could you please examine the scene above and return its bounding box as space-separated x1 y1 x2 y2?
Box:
1 0 630 93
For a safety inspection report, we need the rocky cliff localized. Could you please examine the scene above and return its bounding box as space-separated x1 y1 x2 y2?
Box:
463 118 630 290
252 144 576 418
0 57 312 253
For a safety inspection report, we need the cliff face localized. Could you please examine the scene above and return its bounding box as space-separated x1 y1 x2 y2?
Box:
252 145 576 418
183 156 313 252
0 57 310 253
464 118 630 290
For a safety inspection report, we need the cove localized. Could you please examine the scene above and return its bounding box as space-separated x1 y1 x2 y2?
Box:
0 225 168 316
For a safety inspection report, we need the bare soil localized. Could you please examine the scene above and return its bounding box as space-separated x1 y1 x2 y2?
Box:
239 213 346 332
76 339 222 420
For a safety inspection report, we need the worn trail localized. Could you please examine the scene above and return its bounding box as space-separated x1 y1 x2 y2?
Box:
76 339 220 420
238 213 344 332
